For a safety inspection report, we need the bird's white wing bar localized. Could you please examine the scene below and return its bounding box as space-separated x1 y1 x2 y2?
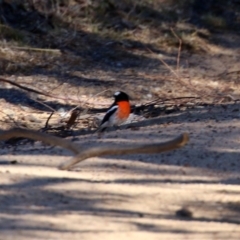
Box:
106 105 118 114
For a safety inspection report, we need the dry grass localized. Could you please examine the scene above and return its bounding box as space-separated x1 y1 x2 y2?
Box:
0 0 239 127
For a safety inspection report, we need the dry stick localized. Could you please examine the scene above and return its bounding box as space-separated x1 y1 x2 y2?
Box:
44 112 54 129
0 77 90 105
33 98 57 113
67 89 110 116
0 77 135 118
142 96 200 107
0 77 53 98
146 47 206 98
0 77 125 110
63 89 111 129
206 70 240 78
11 46 61 55
146 29 206 100
0 128 80 154
147 47 180 80
65 109 80 129
59 132 189 170
126 1 137 19
156 31 226 102
170 28 182 72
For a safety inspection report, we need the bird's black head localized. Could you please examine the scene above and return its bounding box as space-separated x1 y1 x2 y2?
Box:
113 91 129 102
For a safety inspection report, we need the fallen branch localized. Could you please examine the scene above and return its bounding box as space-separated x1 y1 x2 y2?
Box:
0 128 189 171
59 132 189 170
0 128 80 154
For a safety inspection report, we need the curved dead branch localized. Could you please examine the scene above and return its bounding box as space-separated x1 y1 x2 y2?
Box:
0 128 80 154
0 128 189 171
59 132 189 170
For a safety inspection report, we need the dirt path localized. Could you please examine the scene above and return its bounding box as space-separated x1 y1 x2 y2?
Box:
0 2 240 238
0 105 240 240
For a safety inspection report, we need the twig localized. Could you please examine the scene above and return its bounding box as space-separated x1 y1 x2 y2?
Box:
206 70 240 78
0 77 113 106
142 96 200 107
67 89 110 115
63 89 111 129
145 47 207 99
33 99 57 113
126 2 137 20
146 47 181 80
44 112 54 129
0 77 54 98
170 28 182 72
65 109 80 129
11 46 62 55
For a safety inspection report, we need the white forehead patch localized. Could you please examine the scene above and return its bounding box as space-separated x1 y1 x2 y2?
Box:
114 91 121 96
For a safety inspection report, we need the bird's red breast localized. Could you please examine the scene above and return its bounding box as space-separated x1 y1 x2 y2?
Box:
117 100 131 120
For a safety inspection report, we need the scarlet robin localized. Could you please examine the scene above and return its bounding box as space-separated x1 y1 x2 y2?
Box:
97 91 131 136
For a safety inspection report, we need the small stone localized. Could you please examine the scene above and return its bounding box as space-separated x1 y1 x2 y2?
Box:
10 160 18 164
176 207 193 218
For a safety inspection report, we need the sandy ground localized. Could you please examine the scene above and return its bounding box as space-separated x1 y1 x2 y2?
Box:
0 104 240 240
0 7 240 238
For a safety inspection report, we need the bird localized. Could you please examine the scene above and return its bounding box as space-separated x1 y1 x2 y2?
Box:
97 91 131 137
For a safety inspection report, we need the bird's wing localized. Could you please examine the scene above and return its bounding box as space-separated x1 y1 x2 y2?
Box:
100 105 118 126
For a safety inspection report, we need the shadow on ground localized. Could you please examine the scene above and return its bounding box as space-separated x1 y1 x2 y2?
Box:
0 172 239 235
